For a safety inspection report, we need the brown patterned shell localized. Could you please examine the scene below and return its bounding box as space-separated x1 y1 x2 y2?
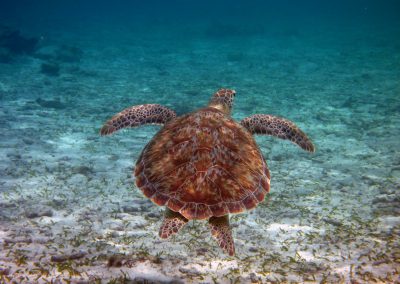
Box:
134 107 270 220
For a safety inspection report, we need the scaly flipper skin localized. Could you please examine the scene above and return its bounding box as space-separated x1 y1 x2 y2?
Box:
159 208 188 239
100 104 176 136
240 114 315 152
209 215 235 256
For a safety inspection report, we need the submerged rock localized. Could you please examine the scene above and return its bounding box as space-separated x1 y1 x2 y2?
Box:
55 45 83 63
323 217 342 226
0 47 12 63
249 272 261 283
146 211 161 218
0 26 39 56
72 165 94 176
4 237 32 244
248 246 258 252
51 251 86 263
178 267 202 277
122 205 141 213
0 267 10 276
36 98 66 109
132 277 183 284
107 255 124 267
40 62 60 76
196 247 208 255
25 207 53 218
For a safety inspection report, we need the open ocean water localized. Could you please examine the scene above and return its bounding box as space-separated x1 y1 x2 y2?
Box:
0 1 399 283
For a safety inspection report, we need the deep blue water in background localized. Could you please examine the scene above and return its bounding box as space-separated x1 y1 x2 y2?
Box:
2 1 400 37
1 0 399 112
1 1 400 23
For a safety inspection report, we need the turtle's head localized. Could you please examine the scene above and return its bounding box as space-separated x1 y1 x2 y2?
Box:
208 89 236 115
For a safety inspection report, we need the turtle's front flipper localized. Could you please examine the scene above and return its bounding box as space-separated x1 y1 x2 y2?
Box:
100 104 176 136
209 215 235 256
159 208 188 239
241 114 315 152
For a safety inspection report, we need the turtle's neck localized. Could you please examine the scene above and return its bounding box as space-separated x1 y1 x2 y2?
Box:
207 102 231 116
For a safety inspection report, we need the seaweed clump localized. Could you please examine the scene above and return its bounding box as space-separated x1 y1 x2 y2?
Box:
40 62 60 76
36 98 66 109
36 45 84 77
55 45 83 63
0 26 39 62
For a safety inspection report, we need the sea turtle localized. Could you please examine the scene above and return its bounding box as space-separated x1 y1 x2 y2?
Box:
100 89 314 256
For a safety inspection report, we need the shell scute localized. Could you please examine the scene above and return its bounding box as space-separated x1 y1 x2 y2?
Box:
192 148 213 172
156 162 194 191
242 194 259 209
225 201 246 214
167 198 185 212
209 202 229 217
135 173 147 188
180 203 197 219
253 185 267 202
153 193 170 206
195 204 212 219
141 184 157 199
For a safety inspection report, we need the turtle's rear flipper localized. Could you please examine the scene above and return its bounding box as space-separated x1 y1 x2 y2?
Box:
159 208 188 239
209 215 235 256
100 104 176 135
241 114 315 152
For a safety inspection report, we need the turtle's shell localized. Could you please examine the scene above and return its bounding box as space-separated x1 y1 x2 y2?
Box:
135 107 270 220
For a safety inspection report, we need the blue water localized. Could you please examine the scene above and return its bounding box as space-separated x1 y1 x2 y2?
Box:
0 1 399 283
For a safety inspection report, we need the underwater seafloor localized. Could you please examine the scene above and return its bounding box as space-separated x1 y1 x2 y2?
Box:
0 21 400 283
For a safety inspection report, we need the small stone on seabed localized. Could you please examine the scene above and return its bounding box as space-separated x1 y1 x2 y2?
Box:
107 255 124 267
249 246 258 252
196 247 208 255
51 251 86 262
4 237 32 244
72 165 94 176
250 272 260 283
0 267 10 276
22 138 34 145
51 197 65 207
372 259 389 266
109 223 124 231
25 207 53 218
122 205 141 213
147 212 161 218
133 277 184 284
106 231 119 238
178 267 202 277
323 218 342 226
